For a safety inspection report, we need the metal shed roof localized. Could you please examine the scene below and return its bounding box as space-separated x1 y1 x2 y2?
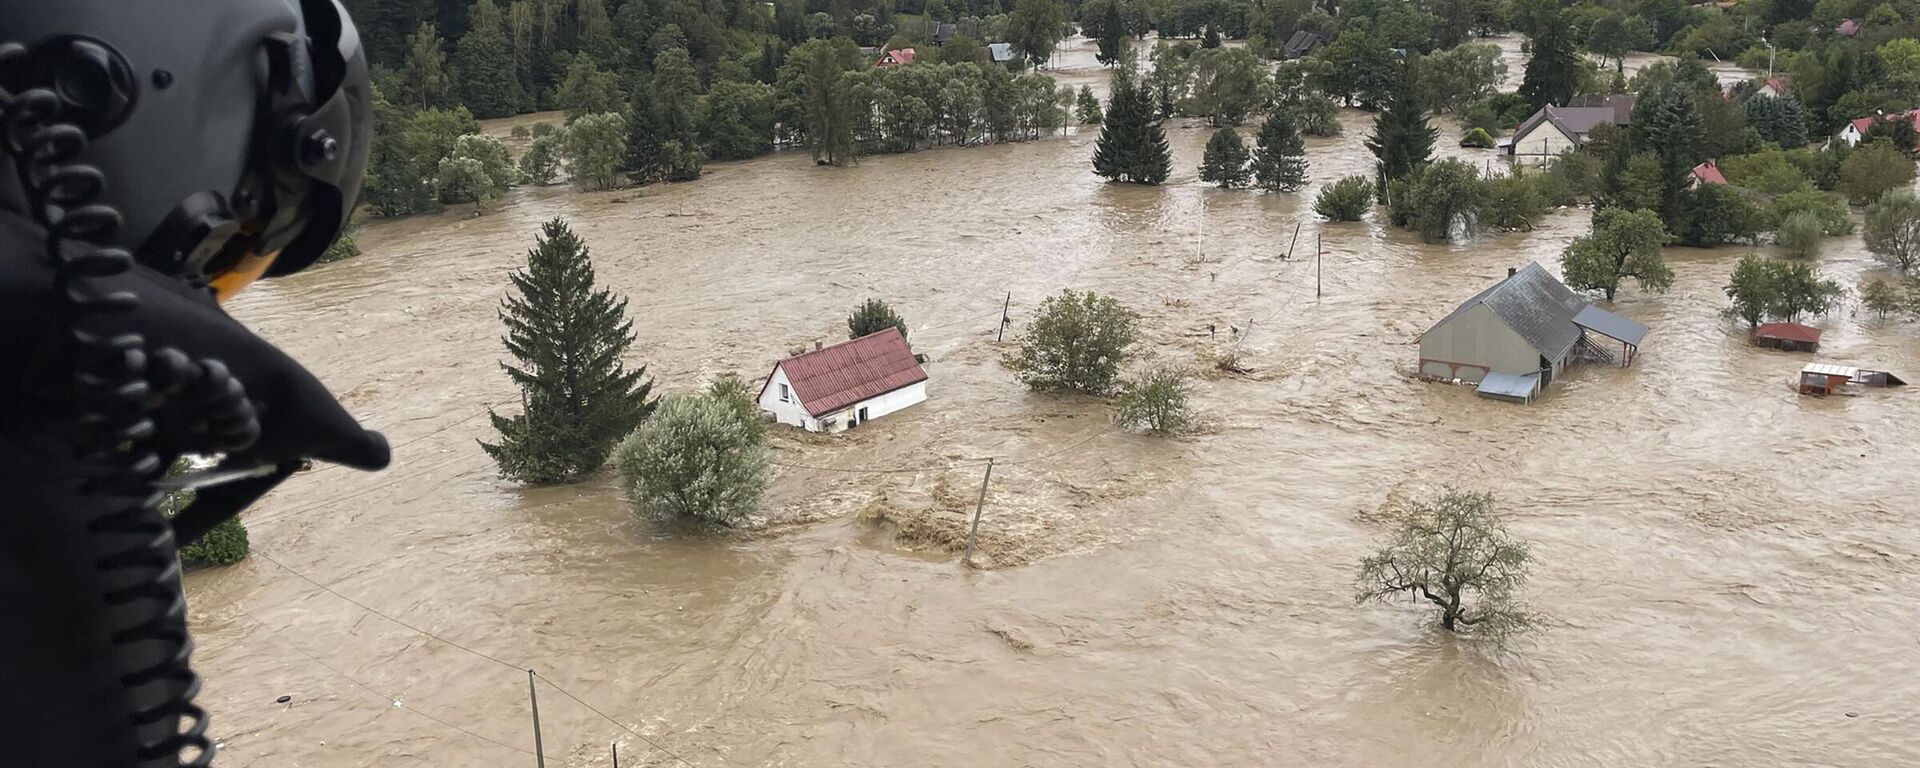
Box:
1477 372 1540 400
1573 305 1650 346
1802 362 1859 378
1427 262 1590 362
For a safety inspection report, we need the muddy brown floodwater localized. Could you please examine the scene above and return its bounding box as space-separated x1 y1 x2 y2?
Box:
187 37 1918 768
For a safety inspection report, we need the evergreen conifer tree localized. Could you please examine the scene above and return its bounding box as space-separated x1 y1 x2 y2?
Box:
1075 85 1104 124
1518 15 1581 111
482 218 657 484
1092 68 1171 184
625 79 667 184
1202 24 1222 49
1644 85 1707 224
398 22 452 109
1366 76 1436 198
1097 0 1127 66
453 0 521 118
1200 128 1251 188
1250 110 1308 191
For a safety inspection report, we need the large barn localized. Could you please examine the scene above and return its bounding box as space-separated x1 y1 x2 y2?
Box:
1418 263 1648 402
757 328 928 433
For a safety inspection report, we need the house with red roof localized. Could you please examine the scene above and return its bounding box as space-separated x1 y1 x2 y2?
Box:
757 328 928 433
874 48 916 68
1836 18 1860 37
1756 76 1790 98
1836 109 1920 146
1690 160 1728 187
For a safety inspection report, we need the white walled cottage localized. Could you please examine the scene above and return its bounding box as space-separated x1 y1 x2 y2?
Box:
757 328 928 433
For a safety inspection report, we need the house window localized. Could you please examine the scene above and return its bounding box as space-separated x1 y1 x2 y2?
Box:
779 383 791 402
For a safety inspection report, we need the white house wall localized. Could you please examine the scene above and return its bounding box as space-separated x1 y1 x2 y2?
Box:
757 366 819 431
1510 121 1578 164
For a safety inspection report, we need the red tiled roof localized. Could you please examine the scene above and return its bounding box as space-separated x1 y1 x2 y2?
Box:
768 328 926 417
876 48 916 66
1847 110 1920 136
1837 18 1860 36
1691 161 1728 185
1755 322 1821 344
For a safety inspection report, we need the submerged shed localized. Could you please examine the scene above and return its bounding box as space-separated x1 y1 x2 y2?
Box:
1476 372 1541 404
1798 363 1907 396
1573 305 1649 367
1753 322 1821 352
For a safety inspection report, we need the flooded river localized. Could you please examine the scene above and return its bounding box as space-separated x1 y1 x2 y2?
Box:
188 37 1919 768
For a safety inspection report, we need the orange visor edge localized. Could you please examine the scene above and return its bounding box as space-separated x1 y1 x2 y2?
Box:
208 249 280 303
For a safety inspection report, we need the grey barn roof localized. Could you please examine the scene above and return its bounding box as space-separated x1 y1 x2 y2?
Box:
1573 305 1649 346
1428 262 1590 362
1512 96 1636 143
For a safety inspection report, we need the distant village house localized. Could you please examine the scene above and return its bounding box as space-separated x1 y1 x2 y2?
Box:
875 48 916 68
1752 322 1820 352
988 42 1015 65
1499 96 1635 164
757 328 928 433
1417 263 1649 404
1690 160 1728 187
1835 110 1920 146
1280 30 1327 60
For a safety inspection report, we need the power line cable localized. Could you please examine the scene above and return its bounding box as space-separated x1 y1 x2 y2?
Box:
532 671 698 768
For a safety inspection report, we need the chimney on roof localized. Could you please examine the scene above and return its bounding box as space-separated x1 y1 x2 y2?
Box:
1508 266 1518 277
815 340 823 351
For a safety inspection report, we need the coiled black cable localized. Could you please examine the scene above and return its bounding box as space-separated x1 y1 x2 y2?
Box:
2 41 263 767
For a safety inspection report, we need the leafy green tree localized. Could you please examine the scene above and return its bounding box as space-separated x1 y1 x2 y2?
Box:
398 22 453 110
1519 13 1581 111
453 1 521 118
519 133 561 185
1723 254 1776 328
1315 175 1375 220
1860 278 1903 318
1357 489 1535 637
613 386 769 526
1864 190 1920 274
1777 210 1826 259
1482 169 1547 232
483 218 657 485
1767 261 1844 322
848 298 909 339
364 88 480 217
556 52 625 124
1184 47 1266 126
1092 68 1171 184
1461 127 1495 148
1416 43 1507 114
1285 90 1343 137
1561 207 1671 300
1313 29 1397 108
1840 142 1918 205
437 133 516 210
781 37 865 166
1394 159 1484 242
561 112 629 190
318 226 360 264
158 458 252 567
1010 289 1139 394
1199 127 1252 188
699 80 775 161
1116 366 1193 434
1676 183 1760 246
1766 189 1853 235
1585 13 1653 74
1075 85 1103 124
1146 43 1193 118
1096 0 1128 66
1250 111 1308 192
1367 76 1438 197
1008 0 1069 68
1718 149 1814 195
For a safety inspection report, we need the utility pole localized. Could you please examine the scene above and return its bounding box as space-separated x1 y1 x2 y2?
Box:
611 743 619 768
962 459 995 568
528 670 546 768
1316 234 1322 298
997 292 1011 342
1284 221 1301 260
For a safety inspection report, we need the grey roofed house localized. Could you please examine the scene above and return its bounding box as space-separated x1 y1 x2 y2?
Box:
988 42 1014 63
1281 30 1327 60
932 23 956 45
1417 262 1647 400
1499 96 1636 159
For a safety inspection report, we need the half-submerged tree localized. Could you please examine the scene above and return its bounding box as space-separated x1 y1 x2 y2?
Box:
1865 189 1920 275
1092 66 1171 185
1116 365 1192 434
613 380 770 526
1250 110 1308 192
1316 176 1375 221
1357 489 1536 637
1010 289 1138 394
1199 127 1251 189
1367 75 1437 199
1561 207 1672 301
482 218 657 484
848 298 909 339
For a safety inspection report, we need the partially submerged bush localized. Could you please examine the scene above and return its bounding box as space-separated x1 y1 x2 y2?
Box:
1115 366 1193 434
1460 127 1496 148
614 389 770 526
1315 175 1374 221
1009 289 1138 394
1357 488 1535 637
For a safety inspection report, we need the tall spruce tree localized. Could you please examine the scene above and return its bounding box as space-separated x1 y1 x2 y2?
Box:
398 22 452 109
454 0 521 118
1092 67 1171 184
1199 128 1251 188
1366 75 1437 198
625 79 667 183
1250 110 1308 192
1643 85 1706 224
1518 14 1581 111
1097 0 1127 66
482 218 656 484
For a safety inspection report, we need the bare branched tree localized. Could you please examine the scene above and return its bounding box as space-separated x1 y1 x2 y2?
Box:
1356 489 1537 638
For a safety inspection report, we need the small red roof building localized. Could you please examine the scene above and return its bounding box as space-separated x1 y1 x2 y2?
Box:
1847 110 1920 138
1690 160 1728 186
1753 322 1821 352
1836 18 1860 37
875 48 916 67
758 328 929 432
